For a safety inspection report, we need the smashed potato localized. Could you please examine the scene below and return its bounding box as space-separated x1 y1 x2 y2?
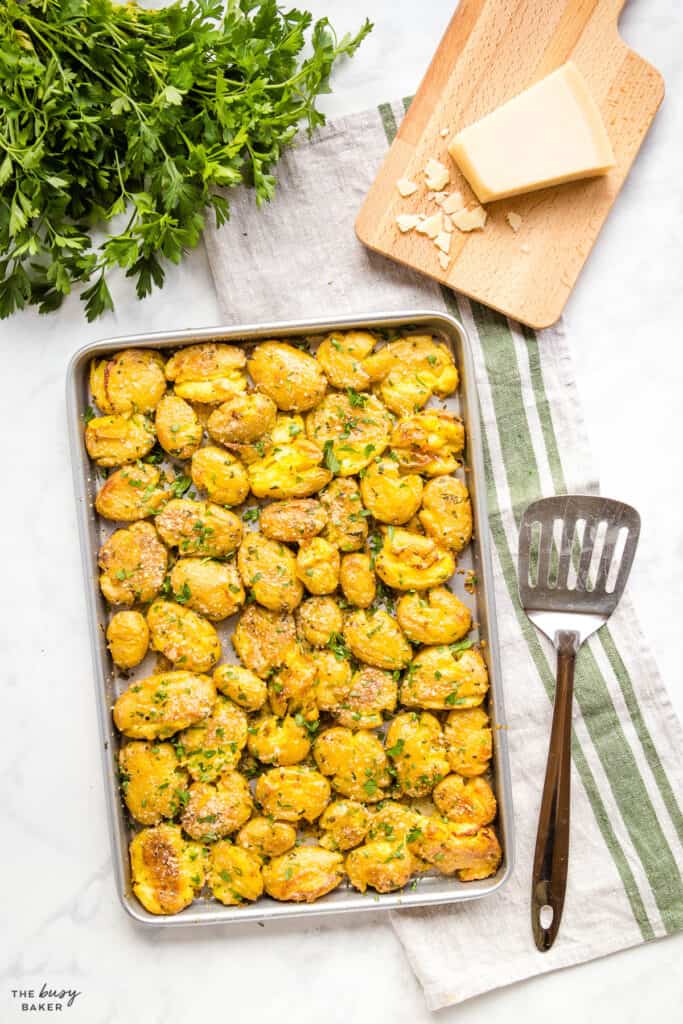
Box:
95 464 167 521
113 671 216 740
319 800 370 851
314 727 391 803
314 650 353 709
248 341 327 412
262 846 344 902
433 774 497 828
232 605 297 679
332 667 397 730
181 771 253 840
316 331 375 390
343 608 412 670
296 596 343 647
237 817 297 859
214 663 268 711
320 478 368 552
98 521 168 606
414 820 501 880
129 824 205 915
360 456 423 525
91 349 166 415
207 391 277 446
107 610 149 669
85 413 155 467
402 646 489 710
165 343 246 403
339 553 376 608
268 649 318 721
346 840 414 893
306 392 392 475
385 712 449 797
363 335 458 416
169 558 245 621
147 599 221 673
260 498 326 542
391 410 465 476
376 528 455 591
296 537 340 595
419 476 472 551
238 532 303 612
155 498 242 556
255 766 331 822
178 696 248 781
247 431 331 499
209 842 263 905
444 708 493 777
396 587 471 645
119 741 188 825
190 446 249 506
155 393 202 459
247 714 311 766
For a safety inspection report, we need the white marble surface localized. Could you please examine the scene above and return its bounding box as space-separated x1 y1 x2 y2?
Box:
2 1 682 1020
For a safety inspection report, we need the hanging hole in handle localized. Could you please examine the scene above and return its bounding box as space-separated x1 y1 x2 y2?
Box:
539 904 554 929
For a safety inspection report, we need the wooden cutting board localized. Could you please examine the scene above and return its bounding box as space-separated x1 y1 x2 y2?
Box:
355 0 664 329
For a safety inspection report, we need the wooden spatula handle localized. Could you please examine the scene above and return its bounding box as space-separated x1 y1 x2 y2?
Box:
531 629 578 951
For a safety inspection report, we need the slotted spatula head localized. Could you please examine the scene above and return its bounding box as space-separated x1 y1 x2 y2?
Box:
518 495 641 645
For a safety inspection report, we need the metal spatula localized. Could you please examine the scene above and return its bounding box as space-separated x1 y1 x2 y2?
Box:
518 495 641 952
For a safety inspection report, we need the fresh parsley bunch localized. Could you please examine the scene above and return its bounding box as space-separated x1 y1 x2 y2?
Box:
0 0 371 320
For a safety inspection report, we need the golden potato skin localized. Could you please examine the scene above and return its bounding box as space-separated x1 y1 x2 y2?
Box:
367 801 422 843
339 553 376 608
248 341 327 412
385 712 449 797
209 842 263 905
181 771 253 840
85 413 155 467
396 587 471 646
165 343 247 403
263 846 344 902
207 391 277 445
419 477 473 552
113 671 216 740
444 708 493 777
129 824 205 915
336 667 398 730
91 349 166 415
147 599 221 673
214 663 268 711
360 457 423 525
247 429 331 500
237 532 303 612
107 610 149 669
391 410 465 477
155 499 242 556
413 820 502 880
119 741 188 825
255 766 331 822
297 596 343 647
313 727 391 803
170 558 245 622
402 646 489 710
343 609 412 670
190 446 249 506
319 800 370 851
363 335 458 416
260 498 327 543
316 331 375 389
268 650 318 722
95 464 167 522
306 392 392 475
98 521 168 606
237 817 297 858
296 537 340 596
320 478 368 551
433 774 497 828
247 713 310 766
178 696 248 781
314 650 353 711
155 393 202 459
232 605 297 679
346 840 414 893
375 528 455 591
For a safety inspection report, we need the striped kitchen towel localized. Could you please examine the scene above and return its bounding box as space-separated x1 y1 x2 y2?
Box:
203 99 683 1010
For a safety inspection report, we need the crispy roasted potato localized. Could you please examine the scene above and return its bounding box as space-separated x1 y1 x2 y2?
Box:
248 418 331 499
401 646 489 710
313 727 391 803
339 553 376 608
443 708 493 777
337 667 397 730
296 537 340 595
255 765 331 822
320 478 368 552
315 331 376 390
363 335 458 416
306 392 392 475
296 596 343 647
107 610 149 669
359 456 423 525
236 817 297 858
119 741 188 825
259 498 326 542
396 587 471 645
346 839 414 893
85 413 156 467
412 819 501 880
177 696 248 781
165 343 247 403
247 713 311 766
319 800 370 851
419 476 472 551
91 349 166 415
248 341 327 412
95 464 167 521
268 649 318 721
155 393 203 459
314 649 353 706
113 671 216 739
189 446 249 506
391 410 465 476
237 532 303 612
343 609 412 670
98 521 168 606
129 824 205 915
155 499 242 556
181 771 254 840
375 528 455 591
207 391 277 445
170 558 244 621
214 663 268 711
433 774 497 828
209 842 263 905
147 599 221 672
262 846 344 902
385 711 449 797
232 605 297 679
367 801 422 843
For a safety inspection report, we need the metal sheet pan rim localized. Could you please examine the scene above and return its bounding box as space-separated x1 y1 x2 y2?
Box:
66 308 515 927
